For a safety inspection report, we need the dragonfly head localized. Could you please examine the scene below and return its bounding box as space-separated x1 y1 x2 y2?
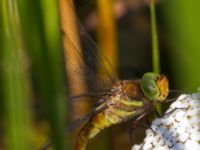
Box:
140 72 169 102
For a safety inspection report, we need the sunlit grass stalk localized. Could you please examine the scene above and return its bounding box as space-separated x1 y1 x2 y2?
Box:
97 0 118 72
96 0 117 149
0 0 31 149
59 0 89 120
16 0 66 149
150 0 162 114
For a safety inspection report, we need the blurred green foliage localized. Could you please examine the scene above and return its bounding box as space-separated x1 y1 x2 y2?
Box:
17 0 67 149
164 0 200 92
0 1 31 150
1 0 68 149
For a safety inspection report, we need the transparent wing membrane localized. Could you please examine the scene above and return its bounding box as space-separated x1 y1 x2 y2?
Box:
66 20 118 97
69 91 112 101
68 104 108 131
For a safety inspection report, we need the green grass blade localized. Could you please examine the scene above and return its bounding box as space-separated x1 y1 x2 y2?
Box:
16 0 67 149
0 0 31 150
40 0 67 149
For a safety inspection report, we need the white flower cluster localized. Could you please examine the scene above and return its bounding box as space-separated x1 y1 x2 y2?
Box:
132 93 200 150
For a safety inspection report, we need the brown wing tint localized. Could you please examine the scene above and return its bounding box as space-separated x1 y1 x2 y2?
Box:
66 20 118 97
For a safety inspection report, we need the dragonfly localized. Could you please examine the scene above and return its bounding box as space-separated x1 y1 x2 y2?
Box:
40 19 170 150
72 21 171 149
75 72 169 150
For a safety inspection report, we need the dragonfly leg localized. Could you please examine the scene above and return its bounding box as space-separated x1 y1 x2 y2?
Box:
162 107 188 117
161 98 176 103
154 108 161 117
129 107 154 144
133 123 154 132
133 108 153 124
129 122 155 143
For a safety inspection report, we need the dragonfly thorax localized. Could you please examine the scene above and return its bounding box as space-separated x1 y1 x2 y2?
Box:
110 80 145 101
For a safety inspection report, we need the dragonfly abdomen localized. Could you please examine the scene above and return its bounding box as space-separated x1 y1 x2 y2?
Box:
75 111 112 150
75 98 144 150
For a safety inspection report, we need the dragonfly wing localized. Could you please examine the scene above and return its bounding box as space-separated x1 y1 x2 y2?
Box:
66 19 118 98
80 23 118 91
68 102 108 131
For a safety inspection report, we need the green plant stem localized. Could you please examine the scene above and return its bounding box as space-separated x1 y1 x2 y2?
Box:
150 0 160 74
150 0 162 114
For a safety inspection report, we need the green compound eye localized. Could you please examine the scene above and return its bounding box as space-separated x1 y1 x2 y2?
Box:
140 72 160 101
